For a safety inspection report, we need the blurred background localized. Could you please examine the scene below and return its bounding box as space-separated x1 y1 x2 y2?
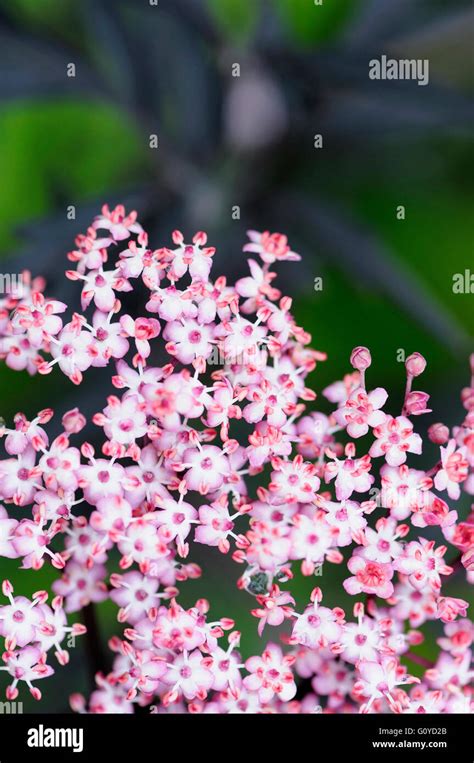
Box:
0 0 473 711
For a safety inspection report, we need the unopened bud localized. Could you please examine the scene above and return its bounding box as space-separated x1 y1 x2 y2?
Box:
428 422 450 445
62 408 86 434
404 391 431 416
350 346 371 371
405 352 426 377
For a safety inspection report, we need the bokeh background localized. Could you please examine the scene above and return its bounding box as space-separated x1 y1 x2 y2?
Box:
0 0 473 711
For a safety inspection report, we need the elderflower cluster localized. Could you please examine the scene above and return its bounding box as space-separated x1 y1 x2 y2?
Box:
0 204 472 713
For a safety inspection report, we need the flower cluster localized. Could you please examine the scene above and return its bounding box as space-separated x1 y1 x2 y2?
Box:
0 205 472 713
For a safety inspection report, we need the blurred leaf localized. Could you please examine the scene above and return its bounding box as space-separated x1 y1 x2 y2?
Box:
272 0 359 45
346 0 471 49
0 24 100 101
345 0 428 47
293 268 453 394
0 100 145 251
318 168 474 336
120 4 218 154
390 9 474 92
271 192 471 355
206 0 259 43
79 0 136 106
0 0 78 37
287 48 474 136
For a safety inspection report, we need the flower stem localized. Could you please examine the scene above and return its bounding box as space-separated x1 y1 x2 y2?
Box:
82 603 108 688
405 651 434 670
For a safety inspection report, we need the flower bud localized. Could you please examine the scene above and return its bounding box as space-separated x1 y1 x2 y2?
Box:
404 391 431 416
428 422 450 444
437 596 469 623
62 407 86 434
462 548 474 572
350 346 371 371
461 386 474 411
405 352 426 377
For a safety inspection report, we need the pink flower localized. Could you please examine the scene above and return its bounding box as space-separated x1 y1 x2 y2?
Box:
324 454 373 500
437 596 469 624
411 493 457 529
269 455 320 504
354 656 418 712
359 517 403 564
205 642 242 694
437 619 473 655
195 497 240 553
96 395 147 445
380 464 431 520
77 457 125 505
164 318 215 364
0 583 45 648
165 230 215 283
289 511 333 574
1 646 54 700
393 539 452 593
154 496 197 555
12 516 63 570
245 521 291 574
235 259 280 314
90 312 129 366
343 556 394 599
391 582 437 628
244 643 296 704
0 446 38 506
182 445 229 494
52 562 108 613
11 294 66 348
291 597 344 649
92 204 142 241
243 231 300 264
73 268 126 313
370 415 422 466
340 607 381 664
252 585 295 636
109 572 163 625
405 352 427 377
162 649 214 703
0 506 19 559
404 390 431 416
321 499 367 547
434 439 468 500
334 387 388 438
49 325 94 384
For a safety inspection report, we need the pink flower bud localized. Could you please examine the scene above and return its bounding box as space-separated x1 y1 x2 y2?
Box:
404 391 431 416
437 596 469 623
428 422 450 444
62 407 86 434
350 346 371 371
2 580 13 597
461 386 474 411
462 547 474 571
405 352 427 377
69 694 86 713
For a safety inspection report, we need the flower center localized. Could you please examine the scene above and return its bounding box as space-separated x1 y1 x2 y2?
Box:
189 331 202 344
